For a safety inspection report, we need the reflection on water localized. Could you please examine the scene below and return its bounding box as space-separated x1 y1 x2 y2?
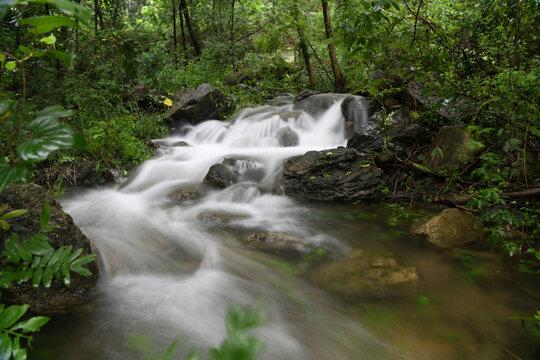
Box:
32 98 539 360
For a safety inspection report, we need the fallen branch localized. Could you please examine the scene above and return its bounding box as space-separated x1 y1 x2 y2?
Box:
437 187 540 206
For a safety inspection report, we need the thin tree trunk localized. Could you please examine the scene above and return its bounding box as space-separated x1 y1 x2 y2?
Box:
291 0 315 87
179 2 188 64
180 0 202 56
229 0 235 68
321 0 344 92
172 0 178 65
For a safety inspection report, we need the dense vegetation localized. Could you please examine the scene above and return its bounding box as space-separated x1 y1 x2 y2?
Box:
0 0 538 357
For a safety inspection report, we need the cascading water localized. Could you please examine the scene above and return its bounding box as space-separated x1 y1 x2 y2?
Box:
54 95 411 359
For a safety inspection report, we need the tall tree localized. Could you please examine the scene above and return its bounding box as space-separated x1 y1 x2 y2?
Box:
321 0 344 92
179 0 201 56
172 0 178 65
291 0 315 88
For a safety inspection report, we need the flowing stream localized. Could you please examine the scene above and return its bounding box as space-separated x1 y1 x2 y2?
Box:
33 97 539 359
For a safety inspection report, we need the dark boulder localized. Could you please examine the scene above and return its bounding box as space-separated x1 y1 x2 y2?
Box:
387 124 431 147
283 148 385 202
293 93 344 118
0 184 99 315
276 126 300 147
203 163 240 188
165 83 235 123
346 132 383 153
293 90 320 103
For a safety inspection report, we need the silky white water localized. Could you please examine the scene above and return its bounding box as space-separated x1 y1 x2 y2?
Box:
58 97 411 359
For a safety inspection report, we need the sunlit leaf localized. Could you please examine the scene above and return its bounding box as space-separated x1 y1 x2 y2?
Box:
163 98 173 107
0 305 29 329
39 34 56 45
10 316 49 333
19 15 77 34
4 61 16 70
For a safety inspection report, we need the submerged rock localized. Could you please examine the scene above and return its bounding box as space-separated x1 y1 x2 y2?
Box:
276 126 300 147
283 148 385 202
313 250 417 299
411 208 483 248
0 184 99 315
245 233 313 257
168 184 209 202
165 83 234 123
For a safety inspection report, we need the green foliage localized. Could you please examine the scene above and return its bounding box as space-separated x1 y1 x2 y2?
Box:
0 205 96 289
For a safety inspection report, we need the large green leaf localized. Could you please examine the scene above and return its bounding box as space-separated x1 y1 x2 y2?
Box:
39 205 51 230
43 49 71 66
16 106 85 163
0 0 17 20
29 0 90 23
10 316 49 333
0 305 28 329
0 333 12 360
0 162 29 194
19 15 77 34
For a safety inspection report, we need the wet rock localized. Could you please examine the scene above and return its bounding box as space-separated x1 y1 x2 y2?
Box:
246 233 313 257
411 208 483 248
276 126 300 147
293 93 344 118
293 90 320 103
344 121 358 138
387 124 431 147
0 184 99 315
196 211 247 225
203 163 240 188
283 148 385 202
225 72 255 86
168 184 208 202
346 132 383 153
165 83 235 123
340 96 375 129
313 251 417 298
172 141 190 147
428 126 483 172
222 158 266 183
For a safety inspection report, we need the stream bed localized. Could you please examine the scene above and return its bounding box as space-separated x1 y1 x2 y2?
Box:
31 97 539 359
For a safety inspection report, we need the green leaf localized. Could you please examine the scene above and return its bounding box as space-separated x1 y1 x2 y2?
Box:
57 245 72 264
39 205 51 230
0 333 12 360
29 0 90 23
62 264 70 287
0 162 29 194
69 265 91 276
19 15 77 34
1 209 26 220
4 61 16 70
185 350 199 360
17 246 32 262
16 106 80 163
0 305 29 329
66 248 83 263
11 337 26 360
160 338 180 360
10 316 49 333
70 254 95 267
32 267 43 287
39 34 56 45
42 266 53 287
27 238 52 256
43 49 71 66
47 246 64 265
0 100 15 116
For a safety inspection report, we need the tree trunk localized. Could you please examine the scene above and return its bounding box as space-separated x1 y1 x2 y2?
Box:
321 0 344 92
180 0 202 56
172 0 178 65
291 0 315 88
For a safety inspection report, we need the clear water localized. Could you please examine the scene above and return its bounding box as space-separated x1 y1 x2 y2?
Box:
31 99 539 360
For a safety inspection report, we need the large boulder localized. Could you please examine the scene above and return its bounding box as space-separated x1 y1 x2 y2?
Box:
411 208 483 248
313 250 418 299
346 132 383 153
165 83 234 123
428 126 483 172
293 93 344 118
0 184 99 315
387 124 431 147
283 148 385 202
127 82 166 110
